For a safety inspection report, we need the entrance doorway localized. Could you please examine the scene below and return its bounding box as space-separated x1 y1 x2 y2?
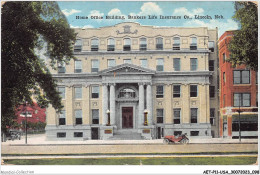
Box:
122 107 133 129
91 127 99 140
157 127 164 139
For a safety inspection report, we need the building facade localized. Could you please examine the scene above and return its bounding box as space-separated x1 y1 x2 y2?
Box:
16 102 46 125
218 31 258 139
45 22 219 140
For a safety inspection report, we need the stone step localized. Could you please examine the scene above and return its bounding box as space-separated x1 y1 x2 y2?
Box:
109 130 143 140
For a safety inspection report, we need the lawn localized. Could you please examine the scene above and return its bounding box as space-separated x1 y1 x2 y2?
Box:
4 156 257 165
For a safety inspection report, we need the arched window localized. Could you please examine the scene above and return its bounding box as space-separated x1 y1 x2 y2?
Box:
118 88 136 98
91 38 99 51
123 38 131 51
156 37 163 50
107 38 115 51
74 39 82 52
140 38 147 50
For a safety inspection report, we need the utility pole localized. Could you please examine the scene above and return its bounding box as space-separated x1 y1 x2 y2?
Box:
25 102 28 144
237 95 242 142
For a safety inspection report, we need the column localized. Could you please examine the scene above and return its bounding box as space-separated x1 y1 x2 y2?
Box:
146 83 153 126
110 84 116 125
102 84 108 125
139 83 144 127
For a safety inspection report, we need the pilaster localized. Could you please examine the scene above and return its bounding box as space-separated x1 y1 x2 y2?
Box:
66 85 74 125
182 84 190 123
102 84 108 125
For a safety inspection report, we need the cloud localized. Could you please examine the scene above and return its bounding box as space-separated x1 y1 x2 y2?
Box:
89 10 104 17
139 2 162 16
173 7 204 17
88 10 104 22
108 8 123 16
62 9 81 16
106 8 134 23
70 24 94 29
183 19 239 36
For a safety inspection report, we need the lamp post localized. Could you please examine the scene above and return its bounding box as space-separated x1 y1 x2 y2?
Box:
106 109 110 126
20 101 33 144
144 109 148 126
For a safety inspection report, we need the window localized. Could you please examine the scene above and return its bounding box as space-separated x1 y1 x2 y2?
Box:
74 87 82 99
190 58 198 71
233 70 250 84
92 109 99 124
190 85 197 97
91 38 99 51
190 131 199 136
75 110 82 125
58 62 66 73
173 37 180 50
209 60 214 71
91 60 99 72
107 59 116 68
92 86 99 98
156 37 163 50
223 72 226 84
74 60 82 73
58 87 65 99
59 110 66 125
210 86 215 98
174 131 182 136
190 108 198 123
234 93 251 107
173 85 181 98
210 108 215 125
208 41 214 52
57 132 66 138
107 38 115 51
173 108 181 124
256 71 258 84
156 85 164 98
123 59 132 64
190 37 197 50
156 58 164 71
257 93 258 107
173 58 180 71
223 94 226 107
157 109 164 123
140 38 147 50
140 59 148 68
74 132 83 137
123 38 131 51
74 39 82 52
222 53 226 63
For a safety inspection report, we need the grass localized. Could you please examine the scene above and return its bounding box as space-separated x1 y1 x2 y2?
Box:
4 156 257 165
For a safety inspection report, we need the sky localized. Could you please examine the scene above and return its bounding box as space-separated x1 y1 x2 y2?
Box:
57 1 239 38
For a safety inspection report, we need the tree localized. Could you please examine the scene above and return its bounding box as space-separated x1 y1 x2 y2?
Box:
228 2 258 70
1 2 76 133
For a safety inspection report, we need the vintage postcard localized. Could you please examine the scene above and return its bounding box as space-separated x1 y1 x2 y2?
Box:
1 1 258 175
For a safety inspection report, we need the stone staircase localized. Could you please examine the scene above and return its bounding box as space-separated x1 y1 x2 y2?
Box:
109 129 143 140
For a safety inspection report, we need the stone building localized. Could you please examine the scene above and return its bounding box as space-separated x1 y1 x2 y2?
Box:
45 22 219 140
218 31 258 139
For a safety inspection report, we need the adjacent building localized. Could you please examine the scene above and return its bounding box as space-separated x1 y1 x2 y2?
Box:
218 31 258 139
15 102 46 125
45 22 219 140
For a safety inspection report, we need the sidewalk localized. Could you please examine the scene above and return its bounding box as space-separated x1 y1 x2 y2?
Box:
2 134 258 146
